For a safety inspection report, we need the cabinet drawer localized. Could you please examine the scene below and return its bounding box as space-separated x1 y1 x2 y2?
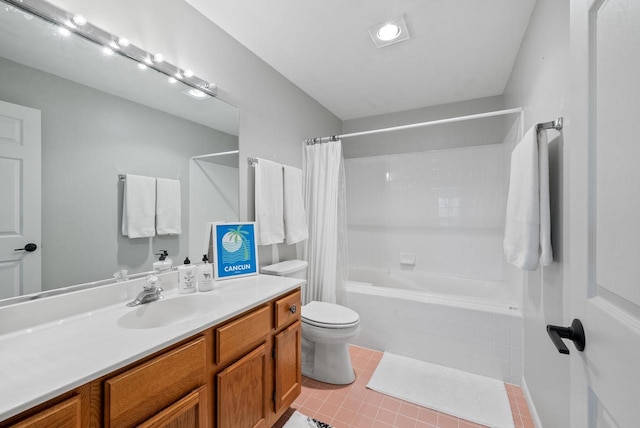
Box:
215 305 270 365
11 395 81 428
104 337 206 427
274 290 301 331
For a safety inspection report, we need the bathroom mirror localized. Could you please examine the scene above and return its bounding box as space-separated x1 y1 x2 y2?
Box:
0 1 239 300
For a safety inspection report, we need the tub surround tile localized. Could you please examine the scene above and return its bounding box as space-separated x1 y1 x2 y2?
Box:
283 345 532 428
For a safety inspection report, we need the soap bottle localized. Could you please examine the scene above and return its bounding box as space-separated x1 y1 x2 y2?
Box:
153 250 173 273
197 254 214 292
178 257 196 294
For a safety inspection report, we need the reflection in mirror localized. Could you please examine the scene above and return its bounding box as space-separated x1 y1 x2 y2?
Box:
0 1 239 301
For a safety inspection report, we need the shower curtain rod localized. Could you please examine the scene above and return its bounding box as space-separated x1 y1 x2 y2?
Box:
304 107 560 145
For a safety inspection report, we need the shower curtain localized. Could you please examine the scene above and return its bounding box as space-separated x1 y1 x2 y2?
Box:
302 140 348 305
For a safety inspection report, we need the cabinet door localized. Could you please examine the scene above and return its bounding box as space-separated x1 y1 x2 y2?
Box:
216 344 268 428
273 321 302 415
10 395 81 428
137 386 207 428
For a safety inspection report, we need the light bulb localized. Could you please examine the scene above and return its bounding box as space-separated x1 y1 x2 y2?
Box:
153 53 164 63
183 69 194 78
377 23 401 41
117 37 130 47
72 15 87 26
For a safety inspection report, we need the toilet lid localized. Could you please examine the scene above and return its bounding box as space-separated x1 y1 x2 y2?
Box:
302 301 360 328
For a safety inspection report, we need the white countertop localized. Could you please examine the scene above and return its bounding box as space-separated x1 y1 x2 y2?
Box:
0 273 303 422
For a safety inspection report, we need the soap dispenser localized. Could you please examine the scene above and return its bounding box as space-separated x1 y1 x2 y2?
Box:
153 250 172 273
197 254 214 292
178 257 196 294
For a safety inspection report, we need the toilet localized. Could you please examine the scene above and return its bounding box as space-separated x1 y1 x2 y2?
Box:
260 260 360 385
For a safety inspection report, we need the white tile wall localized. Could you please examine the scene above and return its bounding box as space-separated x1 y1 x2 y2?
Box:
345 286 524 385
345 144 505 280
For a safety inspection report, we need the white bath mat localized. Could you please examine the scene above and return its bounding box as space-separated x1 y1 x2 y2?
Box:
283 411 333 428
367 352 514 428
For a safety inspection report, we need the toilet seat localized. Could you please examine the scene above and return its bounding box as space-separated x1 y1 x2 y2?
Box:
302 301 360 329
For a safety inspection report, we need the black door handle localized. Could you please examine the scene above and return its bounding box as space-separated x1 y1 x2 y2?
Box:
14 243 38 252
546 319 585 354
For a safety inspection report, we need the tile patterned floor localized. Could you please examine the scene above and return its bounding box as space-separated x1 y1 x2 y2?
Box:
277 345 534 428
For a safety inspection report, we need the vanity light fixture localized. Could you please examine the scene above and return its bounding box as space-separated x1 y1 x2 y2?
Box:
368 15 410 48
71 14 86 26
3 0 217 98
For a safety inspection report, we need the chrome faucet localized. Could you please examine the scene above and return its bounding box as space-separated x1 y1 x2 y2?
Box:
127 275 163 307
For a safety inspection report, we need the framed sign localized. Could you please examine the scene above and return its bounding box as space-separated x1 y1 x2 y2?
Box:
212 222 259 280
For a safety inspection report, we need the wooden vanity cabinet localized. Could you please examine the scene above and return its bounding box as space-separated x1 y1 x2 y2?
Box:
1 287 302 428
270 290 302 424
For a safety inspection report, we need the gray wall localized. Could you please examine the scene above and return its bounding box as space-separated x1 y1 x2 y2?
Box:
47 0 343 266
502 0 570 426
0 57 237 290
341 95 507 158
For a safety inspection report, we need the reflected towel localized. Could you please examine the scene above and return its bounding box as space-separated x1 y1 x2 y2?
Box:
255 158 284 245
283 165 308 244
156 178 182 235
503 126 553 270
122 174 156 238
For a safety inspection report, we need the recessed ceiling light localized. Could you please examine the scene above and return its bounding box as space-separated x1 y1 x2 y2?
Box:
368 15 410 48
71 14 87 26
153 53 164 63
377 24 401 41
117 37 130 47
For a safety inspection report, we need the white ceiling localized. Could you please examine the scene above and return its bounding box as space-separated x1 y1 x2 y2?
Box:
185 0 537 120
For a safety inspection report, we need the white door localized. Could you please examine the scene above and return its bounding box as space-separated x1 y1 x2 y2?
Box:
0 100 41 299
568 0 640 426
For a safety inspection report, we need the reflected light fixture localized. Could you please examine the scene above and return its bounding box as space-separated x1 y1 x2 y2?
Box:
137 63 147 70
167 76 177 84
181 87 211 100
183 69 194 78
71 14 86 26
57 26 70 37
102 46 114 56
368 15 410 48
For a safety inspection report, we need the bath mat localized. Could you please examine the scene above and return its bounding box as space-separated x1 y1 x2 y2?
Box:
367 352 514 428
282 410 333 428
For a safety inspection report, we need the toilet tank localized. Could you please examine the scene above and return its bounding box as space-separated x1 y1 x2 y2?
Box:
260 260 308 279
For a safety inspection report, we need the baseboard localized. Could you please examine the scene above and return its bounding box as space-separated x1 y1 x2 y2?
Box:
521 376 544 428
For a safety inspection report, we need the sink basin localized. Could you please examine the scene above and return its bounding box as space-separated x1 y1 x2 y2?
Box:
117 294 218 329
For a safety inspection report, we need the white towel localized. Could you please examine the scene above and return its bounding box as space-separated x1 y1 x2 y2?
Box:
122 174 156 238
283 166 308 244
503 126 553 270
156 178 182 235
255 158 284 245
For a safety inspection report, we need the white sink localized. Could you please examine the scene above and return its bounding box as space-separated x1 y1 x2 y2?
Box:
117 294 218 329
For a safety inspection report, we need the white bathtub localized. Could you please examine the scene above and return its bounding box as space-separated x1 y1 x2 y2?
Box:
344 268 523 385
